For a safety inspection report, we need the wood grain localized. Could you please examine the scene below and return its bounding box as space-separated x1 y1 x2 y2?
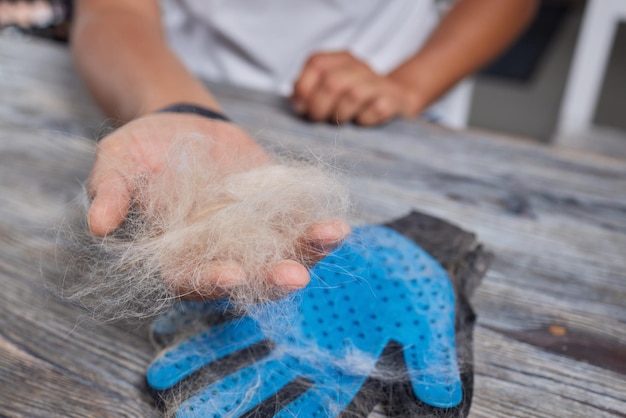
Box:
1 36 625 417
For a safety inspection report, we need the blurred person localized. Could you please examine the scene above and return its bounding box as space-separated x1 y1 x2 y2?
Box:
69 0 536 297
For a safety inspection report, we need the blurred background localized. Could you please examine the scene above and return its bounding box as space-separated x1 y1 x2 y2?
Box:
1 0 624 158
470 0 626 158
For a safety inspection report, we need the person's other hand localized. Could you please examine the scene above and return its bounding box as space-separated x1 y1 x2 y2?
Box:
87 113 350 298
291 51 421 126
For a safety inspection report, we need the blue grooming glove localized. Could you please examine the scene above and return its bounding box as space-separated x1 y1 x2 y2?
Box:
147 225 463 417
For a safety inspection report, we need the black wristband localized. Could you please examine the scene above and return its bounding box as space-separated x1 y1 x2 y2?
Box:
157 103 231 123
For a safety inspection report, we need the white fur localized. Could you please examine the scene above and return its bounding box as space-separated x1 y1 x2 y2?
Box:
55 137 349 321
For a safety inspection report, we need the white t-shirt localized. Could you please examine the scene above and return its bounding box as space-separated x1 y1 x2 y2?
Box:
161 0 471 127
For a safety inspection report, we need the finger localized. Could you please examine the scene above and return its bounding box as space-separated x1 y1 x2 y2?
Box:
403 342 463 408
147 316 265 391
300 220 351 263
355 95 400 126
292 63 322 114
302 75 344 122
291 52 352 115
277 373 367 418
176 261 247 301
305 66 370 122
334 80 379 123
87 170 132 236
267 260 310 290
176 355 302 417
177 260 310 301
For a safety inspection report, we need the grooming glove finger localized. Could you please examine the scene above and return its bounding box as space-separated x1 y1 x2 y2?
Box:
148 317 265 391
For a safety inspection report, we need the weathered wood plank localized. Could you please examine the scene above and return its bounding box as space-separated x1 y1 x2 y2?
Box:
0 233 159 418
472 327 626 418
1 35 625 417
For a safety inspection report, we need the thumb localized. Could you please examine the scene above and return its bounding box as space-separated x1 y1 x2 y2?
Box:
402 340 463 408
88 171 132 236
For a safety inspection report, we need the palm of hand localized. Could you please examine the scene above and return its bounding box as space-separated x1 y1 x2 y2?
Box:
86 114 350 300
88 113 269 236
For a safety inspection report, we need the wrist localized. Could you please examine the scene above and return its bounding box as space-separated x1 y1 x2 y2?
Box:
157 103 231 123
387 72 429 117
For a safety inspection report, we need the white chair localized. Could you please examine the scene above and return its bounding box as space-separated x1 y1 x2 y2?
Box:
554 0 626 155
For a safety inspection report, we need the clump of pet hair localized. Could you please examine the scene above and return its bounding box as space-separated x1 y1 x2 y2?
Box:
55 135 350 322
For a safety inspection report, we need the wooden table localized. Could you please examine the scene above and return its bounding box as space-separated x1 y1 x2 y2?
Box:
1 36 624 418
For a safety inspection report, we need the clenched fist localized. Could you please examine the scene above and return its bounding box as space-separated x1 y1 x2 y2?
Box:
291 51 421 126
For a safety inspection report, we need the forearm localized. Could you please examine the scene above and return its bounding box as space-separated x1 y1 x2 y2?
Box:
71 1 220 123
389 0 538 113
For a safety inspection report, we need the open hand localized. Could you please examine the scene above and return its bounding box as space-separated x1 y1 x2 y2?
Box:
87 113 350 299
